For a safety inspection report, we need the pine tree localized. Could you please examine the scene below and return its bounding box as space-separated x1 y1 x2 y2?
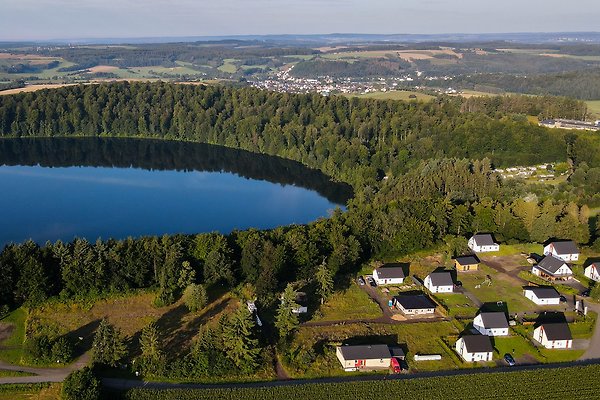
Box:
221 306 259 371
315 260 334 305
275 283 300 338
183 283 208 312
91 319 127 367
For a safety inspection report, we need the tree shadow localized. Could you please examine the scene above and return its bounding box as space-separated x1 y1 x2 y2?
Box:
63 318 101 359
534 311 568 326
479 301 509 314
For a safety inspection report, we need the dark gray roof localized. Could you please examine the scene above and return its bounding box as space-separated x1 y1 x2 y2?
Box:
537 255 569 275
525 286 560 299
455 255 480 265
548 241 579 255
472 234 496 246
540 323 572 341
461 335 493 353
338 344 391 360
390 347 406 358
427 272 454 287
478 312 508 329
395 295 436 310
375 265 405 279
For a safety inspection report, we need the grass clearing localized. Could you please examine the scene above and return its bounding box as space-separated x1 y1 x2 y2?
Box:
0 383 60 400
434 293 478 318
493 335 541 360
218 59 238 73
585 100 600 119
313 283 382 322
0 369 34 377
0 308 27 364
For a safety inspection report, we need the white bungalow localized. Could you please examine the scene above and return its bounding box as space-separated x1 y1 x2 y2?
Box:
523 287 561 306
531 255 573 281
543 241 579 262
468 234 500 253
533 323 573 349
373 264 406 285
584 263 600 282
455 336 494 362
424 272 454 293
473 312 509 336
336 344 392 372
394 295 436 315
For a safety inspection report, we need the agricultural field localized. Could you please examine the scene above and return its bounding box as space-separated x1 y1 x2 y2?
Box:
119 364 600 400
349 90 435 101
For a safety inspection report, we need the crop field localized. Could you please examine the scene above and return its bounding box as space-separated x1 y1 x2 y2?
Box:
218 59 239 73
322 49 460 62
120 363 600 400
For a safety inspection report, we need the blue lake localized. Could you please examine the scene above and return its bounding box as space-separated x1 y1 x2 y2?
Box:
0 138 352 246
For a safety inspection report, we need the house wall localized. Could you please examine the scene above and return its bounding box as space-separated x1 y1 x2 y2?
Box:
373 270 404 285
455 339 492 362
584 266 600 282
397 303 434 315
534 329 573 349
473 322 509 336
425 278 453 293
336 348 391 371
544 245 579 262
456 262 478 271
524 290 560 305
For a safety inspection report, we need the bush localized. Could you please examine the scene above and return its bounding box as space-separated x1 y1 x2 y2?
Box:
61 367 100 400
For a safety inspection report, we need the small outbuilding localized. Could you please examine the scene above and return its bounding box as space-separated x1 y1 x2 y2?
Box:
532 255 573 281
473 312 509 336
543 241 579 262
584 263 600 282
394 295 436 315
454 255 480 272
533 323 573 349
468 234 500 253
455 335 494 362
523 287 561 305
373 264 406 285
336 344 392 371
424 271 454 293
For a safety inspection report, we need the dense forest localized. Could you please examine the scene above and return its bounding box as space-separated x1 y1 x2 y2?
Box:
1 83 599 379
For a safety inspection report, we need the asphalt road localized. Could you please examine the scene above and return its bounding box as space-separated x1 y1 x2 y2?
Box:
0 352 89 384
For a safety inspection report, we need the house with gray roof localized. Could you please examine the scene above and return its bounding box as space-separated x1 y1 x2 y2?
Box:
532 255 573 280
523 286 561 305
424 271 454 293
373 264 406 285
468 234 499 253
533 323 573 349
454 255 480 272
336 344 392 371
543 240 579 262
394 295 436 315
455 335 493 362
585 263 600 282
473 312 509 336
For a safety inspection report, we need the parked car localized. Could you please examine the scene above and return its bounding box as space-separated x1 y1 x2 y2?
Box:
581 289 590 297
357 276 366 286
366 276 376 287
559 295 567 303
504 353 516 367
454 281 463 287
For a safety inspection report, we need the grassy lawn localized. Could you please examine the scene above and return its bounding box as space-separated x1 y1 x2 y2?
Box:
312 283 382 322
0 369 34 377
350 90 435 102
482 243 541 257
585 100 600 119
0 308 27 364
218 59 238 73
517 271 579 296
433 293 479 318
493 335 541 360
460 264 536 315
0 383 60 400
512 325 585 362
570 311 597 339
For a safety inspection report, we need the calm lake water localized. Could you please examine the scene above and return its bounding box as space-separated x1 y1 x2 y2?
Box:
0 138 352 246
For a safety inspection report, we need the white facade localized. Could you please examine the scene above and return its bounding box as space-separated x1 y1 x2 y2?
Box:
524 289 560 305
473 315 509 337
585 264 600 282
455 338 493 362
372 269 404 285
468 236 500 253
543 243 579 262
531 264 572 278
424 276 453 293
396 303 435 315
533 326 573 349
335 347 391 371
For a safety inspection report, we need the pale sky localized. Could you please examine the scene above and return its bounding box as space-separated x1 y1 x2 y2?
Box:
1 0 599 41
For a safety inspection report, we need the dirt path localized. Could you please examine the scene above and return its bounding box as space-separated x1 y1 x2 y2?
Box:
275 358 291 380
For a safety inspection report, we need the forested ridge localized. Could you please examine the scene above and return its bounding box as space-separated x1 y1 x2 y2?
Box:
1 82 599 380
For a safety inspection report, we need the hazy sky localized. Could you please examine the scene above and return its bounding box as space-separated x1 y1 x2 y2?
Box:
1 0 599 41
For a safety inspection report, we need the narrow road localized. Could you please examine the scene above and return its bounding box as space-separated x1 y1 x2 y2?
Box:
0 352 89 384
580 301 600 360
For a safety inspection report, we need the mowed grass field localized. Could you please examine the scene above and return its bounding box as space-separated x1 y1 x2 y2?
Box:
585 100 600 118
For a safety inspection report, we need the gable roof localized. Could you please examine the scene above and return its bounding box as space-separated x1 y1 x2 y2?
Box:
338 344 391 360
524 286 560 299
586 263 600 272
540 323 572 341
455 255 480 265
536 255 569 275
547 241 579 255
427 271 454 287
471 234 496 246
477 312 509 329
375 265 406 279
461 335 493 353
394 295 436 310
